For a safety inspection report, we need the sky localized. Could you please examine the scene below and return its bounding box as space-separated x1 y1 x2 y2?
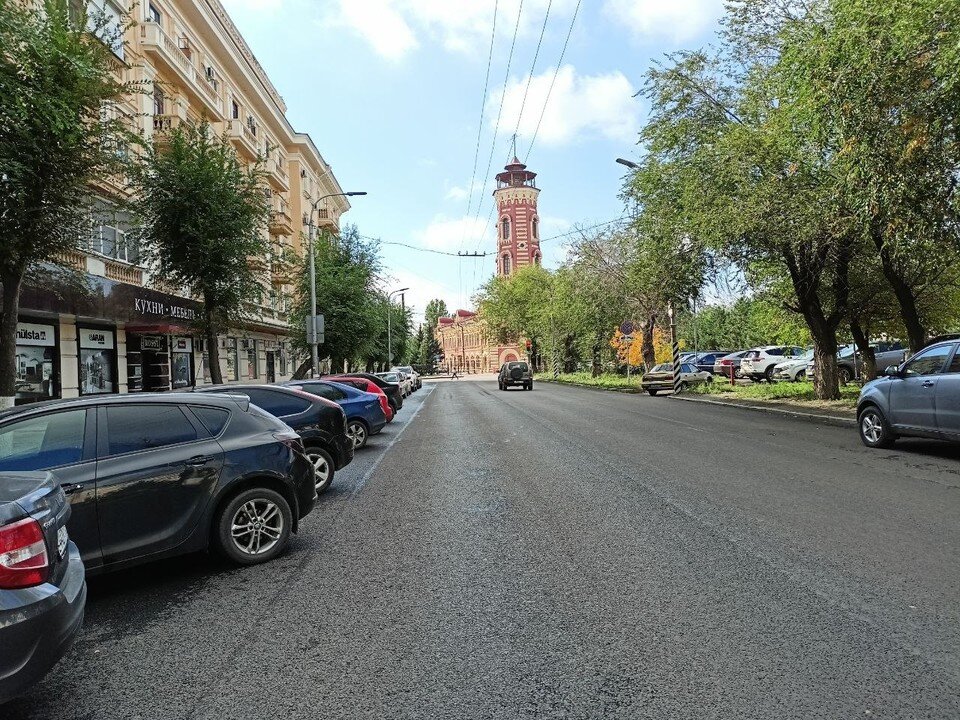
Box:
220 0 727 323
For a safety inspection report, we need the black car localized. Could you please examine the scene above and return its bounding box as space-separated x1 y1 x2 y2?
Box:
195 385 353 494
329 372 403 413
498 361 533 391
0 393 315 573
0 471 86 704
692 351 734 374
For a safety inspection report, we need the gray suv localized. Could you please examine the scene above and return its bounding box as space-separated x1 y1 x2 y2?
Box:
857 339 960 448
498 361 533 391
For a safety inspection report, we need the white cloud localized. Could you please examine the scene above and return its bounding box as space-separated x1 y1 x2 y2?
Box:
414 214 489 251
489 65 641 146
602 0 724 44
444 179 486 202
328 0 577 60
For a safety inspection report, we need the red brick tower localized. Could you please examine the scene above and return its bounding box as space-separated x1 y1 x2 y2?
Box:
494 157 541 276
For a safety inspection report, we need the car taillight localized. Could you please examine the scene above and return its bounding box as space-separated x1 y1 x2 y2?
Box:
0 517 50 589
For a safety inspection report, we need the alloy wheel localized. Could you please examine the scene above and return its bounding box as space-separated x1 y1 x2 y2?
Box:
347 421 367 448
861 413 883 444
230 499 284 556
306 450 331 492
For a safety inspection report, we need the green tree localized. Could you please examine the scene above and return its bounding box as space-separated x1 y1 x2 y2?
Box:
130 120 270 384
0 0 131 406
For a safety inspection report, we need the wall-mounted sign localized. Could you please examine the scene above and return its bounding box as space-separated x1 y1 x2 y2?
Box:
16 322 56 347
172 336 193 353
79 328 115 350
134 298 197 321
141 335 166 351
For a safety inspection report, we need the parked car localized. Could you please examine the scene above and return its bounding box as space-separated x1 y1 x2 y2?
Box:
498 361 533 391
392 366 421 390
692 351 734 374
283 380 387 449
773 348 815 382
857 338 960 448
807 341 908 383
641 362 713 395
0 393 316 573
713 350 749 378
329 372 403 414
330 376 394 422
194 386 351 495
740 346 806 382
377 371 411 398
0 471 86 704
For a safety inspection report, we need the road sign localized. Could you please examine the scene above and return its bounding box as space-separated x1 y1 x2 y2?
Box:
306 314 325 345
620 321 634 335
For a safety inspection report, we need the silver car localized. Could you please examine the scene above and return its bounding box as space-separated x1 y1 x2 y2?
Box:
857 339 960 448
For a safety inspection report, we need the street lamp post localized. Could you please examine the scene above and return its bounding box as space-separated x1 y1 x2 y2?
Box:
616 157 640 170
306 191 367 376
386 287 408 369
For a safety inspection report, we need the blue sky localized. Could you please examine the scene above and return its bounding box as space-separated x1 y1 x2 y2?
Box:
221 0 725 322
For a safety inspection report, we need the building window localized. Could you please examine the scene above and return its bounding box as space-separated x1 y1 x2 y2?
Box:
226 338 239 381
148 3 161 23
532 216 538 239
533 251 542 266
501 216 510 240
88 0 125 59
502 254 512 275
153 87 165 117
90 207 139 264
232 100 240 119
246 340 258 379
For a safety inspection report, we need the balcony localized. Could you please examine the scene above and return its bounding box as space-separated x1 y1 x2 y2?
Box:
268 199 294 235
317 208 339 231
140 22 223 118
223 119 259 159
104 259 144 286
264 157 289 192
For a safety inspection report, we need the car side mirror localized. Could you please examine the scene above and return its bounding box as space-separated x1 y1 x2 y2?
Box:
883 365 902 378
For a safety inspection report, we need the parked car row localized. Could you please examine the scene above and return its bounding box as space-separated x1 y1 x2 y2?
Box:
0 366 425 703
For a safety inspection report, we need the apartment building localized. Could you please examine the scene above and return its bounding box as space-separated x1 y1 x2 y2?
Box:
14 0 350 404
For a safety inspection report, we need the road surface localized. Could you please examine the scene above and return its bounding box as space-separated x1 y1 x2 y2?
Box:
8 377 960 719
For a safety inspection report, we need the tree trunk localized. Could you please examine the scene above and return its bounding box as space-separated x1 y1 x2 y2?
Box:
203 305 223 385
0 271 24 409
640 316 656 371
292 358 311 380
850 319 876 381
871 223 926 352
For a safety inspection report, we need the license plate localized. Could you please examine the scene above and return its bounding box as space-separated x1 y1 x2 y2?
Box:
57 525 68 558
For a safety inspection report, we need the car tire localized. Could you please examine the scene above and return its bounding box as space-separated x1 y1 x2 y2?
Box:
347 419 369 449
764 366 775 382
858 405 894 449
676 381 689 393
304 445 335 494
647 389 658 396
839 366 853 385
215 487 292 565
794 371 804 382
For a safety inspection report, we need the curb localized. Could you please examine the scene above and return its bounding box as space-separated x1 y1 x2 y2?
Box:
534 378 642 394
669 393 857 427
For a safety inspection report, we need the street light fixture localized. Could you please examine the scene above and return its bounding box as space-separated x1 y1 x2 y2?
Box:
386 287 408 368
306 191 367 376
615 157 640 170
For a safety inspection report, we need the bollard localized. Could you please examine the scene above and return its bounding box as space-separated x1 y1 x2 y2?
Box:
729 364 735 385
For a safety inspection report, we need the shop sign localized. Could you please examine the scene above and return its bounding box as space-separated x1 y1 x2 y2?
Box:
173 336 193 353
16 322 56 347
134 298 197 321
141 335 165 351
79 328 115 350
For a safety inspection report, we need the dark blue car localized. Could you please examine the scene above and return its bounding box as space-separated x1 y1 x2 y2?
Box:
285 380 387 449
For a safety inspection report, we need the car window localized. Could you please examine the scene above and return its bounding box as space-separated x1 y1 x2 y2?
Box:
768 348 783 356
651 364 670 373
903 345 952 377
0 409 87 471
681 364 696 373
303 384 347 401
106 405 197 455
337 379 365 391
190 406 230 436
945 346 960 374
243 388 313 416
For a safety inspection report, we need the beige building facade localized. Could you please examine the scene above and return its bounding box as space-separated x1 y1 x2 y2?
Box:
14 0 349 404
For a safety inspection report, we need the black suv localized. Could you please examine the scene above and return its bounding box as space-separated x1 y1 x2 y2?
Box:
499 361 533 391
0 393 315 573
195 385 353 494
0 471 86 703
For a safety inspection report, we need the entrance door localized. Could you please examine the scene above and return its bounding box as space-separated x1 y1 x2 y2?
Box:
266 351 276 383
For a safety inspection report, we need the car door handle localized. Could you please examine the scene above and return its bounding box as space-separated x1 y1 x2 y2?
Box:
61 482 85 496
186 455 215 466
922 380 935 388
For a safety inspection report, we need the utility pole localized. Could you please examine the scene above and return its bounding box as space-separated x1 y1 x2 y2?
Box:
386 287 408 369
669 302 681 393
306 191 367 377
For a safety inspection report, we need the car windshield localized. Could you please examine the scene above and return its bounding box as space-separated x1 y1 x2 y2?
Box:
380 373 400 382
651 364 672 373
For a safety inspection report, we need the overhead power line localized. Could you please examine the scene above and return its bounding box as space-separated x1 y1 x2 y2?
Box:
360 236 491 257
539 217 629 243
524 0 581 164
511 0 552 143
458 0 500 252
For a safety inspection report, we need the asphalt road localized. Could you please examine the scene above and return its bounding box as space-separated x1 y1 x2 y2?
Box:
7 377 960 719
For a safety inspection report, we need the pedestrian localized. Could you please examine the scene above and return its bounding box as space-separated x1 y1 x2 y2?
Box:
451 368 460 380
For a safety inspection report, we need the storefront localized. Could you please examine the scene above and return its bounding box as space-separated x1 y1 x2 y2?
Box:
14 321 59 404
77 326 117 395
